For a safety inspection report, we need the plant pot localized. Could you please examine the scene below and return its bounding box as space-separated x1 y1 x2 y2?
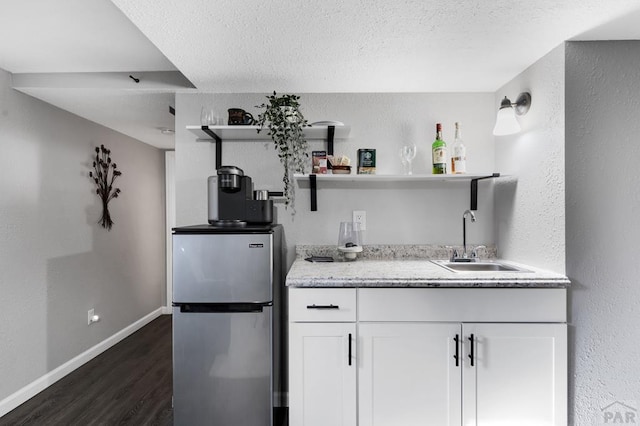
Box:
280 105 300 123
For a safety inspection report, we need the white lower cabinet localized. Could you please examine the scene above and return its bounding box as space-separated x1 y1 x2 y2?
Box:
462 323 567 426
358 323 462 426
288 288 357 426
288 288 567 426
289 322 357 426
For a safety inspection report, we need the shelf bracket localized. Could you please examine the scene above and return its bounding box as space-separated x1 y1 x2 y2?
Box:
310 174 317 211
470 173 500 211
202 126 222 169
327 125 335 156
307 126 334 210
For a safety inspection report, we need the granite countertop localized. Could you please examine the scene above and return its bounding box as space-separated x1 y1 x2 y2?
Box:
286 245 570 288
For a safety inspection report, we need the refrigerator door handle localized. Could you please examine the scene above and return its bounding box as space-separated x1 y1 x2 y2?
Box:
176 302 272 313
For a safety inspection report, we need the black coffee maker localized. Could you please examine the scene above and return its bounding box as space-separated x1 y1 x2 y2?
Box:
207 166 274 226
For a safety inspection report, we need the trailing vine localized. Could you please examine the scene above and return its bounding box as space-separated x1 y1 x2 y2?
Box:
256 92 309 213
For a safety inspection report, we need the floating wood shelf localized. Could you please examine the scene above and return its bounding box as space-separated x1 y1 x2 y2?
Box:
186 124 351 141
294 173 503 212
186 124 351 169
293 173 500 183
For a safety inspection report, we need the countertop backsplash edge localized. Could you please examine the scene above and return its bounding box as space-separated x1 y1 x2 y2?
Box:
295 244 498 260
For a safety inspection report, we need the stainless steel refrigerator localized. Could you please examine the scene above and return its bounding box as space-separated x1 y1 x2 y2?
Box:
172 224 284 426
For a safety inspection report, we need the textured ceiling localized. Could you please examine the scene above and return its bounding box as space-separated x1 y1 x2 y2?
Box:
111 0 640 93
2 0 640 149
0 0 176 73
0 0 185 148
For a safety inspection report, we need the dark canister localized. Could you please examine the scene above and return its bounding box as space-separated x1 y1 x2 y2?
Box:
357 149 376 174
228 108 256 125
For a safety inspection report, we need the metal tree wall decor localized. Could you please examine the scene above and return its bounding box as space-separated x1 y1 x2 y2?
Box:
89 145 122 230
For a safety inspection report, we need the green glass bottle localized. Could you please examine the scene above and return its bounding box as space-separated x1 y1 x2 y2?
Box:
432 123 447 174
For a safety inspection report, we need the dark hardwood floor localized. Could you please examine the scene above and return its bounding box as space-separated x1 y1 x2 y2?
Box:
1 315 173 426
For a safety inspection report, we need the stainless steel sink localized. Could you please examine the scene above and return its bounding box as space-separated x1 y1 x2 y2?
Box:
431 260 531 273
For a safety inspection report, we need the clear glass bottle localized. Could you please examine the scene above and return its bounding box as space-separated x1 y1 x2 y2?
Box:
451 122 467 174
432 123 447 174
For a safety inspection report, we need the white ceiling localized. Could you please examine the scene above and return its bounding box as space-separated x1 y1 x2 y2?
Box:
0 0 186 149
1 0 640 148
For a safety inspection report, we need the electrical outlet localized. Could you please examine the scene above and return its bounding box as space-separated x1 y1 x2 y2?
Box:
353 210 366 231
88 309 95 325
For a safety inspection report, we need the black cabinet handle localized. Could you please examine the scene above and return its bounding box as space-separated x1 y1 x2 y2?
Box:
454 334 460 367
468 334 475 367
348 333 352 366
306 304 339 310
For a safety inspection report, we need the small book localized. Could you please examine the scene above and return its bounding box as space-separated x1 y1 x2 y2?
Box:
312 151 328 174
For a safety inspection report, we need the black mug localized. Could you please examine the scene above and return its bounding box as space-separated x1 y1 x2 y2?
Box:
228 108 255 125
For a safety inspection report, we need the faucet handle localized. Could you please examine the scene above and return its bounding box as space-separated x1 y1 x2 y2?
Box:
449 248 459 262
471 245 487 259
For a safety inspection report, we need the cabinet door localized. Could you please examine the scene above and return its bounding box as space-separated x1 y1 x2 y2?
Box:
359 323 462 426
462 323 567 426
289 322 356 426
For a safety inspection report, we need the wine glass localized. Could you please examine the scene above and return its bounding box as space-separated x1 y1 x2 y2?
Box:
200 106 213 126
399 143 417 175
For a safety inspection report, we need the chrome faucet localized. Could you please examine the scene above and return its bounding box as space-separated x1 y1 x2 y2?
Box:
449 210 486 262
449 210 481 262
462 209 476 259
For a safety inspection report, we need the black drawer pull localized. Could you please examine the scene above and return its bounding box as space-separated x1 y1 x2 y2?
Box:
306 304 339 310
468 334 475 367
348 333 352 366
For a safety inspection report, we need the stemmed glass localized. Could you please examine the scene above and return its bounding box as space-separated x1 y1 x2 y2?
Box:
399 143 418 175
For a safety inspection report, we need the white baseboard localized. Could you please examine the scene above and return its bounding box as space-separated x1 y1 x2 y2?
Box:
161 305 173 315
0 307 168 418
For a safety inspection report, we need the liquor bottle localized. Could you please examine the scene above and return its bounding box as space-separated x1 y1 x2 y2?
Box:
451 122 467 174
432 123 447 174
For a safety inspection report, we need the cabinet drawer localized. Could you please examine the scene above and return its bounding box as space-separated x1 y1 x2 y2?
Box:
289 288 356 322
359 288 566 322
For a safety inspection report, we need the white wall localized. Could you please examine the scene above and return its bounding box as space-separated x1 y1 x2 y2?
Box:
0 68 166 403
565 40 640 424
494 44 566 273
175 92 497 265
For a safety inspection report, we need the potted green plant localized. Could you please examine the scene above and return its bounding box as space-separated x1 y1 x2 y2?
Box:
256 92 309 212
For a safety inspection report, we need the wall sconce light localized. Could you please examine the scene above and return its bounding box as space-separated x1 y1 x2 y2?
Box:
492 92 532 136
